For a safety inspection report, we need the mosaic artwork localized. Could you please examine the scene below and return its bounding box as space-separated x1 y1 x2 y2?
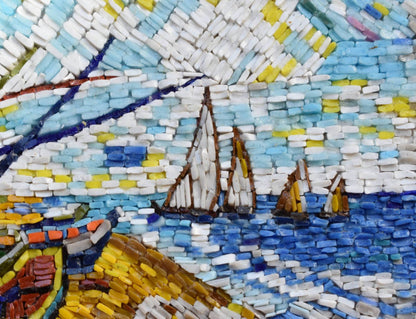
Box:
1 0 416 318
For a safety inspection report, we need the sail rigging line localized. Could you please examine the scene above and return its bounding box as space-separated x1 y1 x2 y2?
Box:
0 75 117 103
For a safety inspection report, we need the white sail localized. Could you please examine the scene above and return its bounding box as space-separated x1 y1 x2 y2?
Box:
166 102 220 213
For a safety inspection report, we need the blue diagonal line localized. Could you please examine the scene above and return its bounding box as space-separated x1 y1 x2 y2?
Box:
0 36 115 176
0 75 204 166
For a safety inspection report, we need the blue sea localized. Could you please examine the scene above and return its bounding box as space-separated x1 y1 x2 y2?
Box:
24 192 416 317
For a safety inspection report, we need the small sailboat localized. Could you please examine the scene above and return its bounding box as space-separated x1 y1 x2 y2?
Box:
220 127 256 213
273 159 310 219
321 173 349 218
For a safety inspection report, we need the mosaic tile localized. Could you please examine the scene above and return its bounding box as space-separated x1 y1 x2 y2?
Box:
1 0 416 318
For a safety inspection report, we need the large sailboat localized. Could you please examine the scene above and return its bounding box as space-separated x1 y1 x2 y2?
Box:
162 87 256 215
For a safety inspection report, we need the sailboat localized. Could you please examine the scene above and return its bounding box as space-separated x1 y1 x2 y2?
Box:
273 159 311 220
220 127 256 214
162 87 256 215
322 173 349 218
